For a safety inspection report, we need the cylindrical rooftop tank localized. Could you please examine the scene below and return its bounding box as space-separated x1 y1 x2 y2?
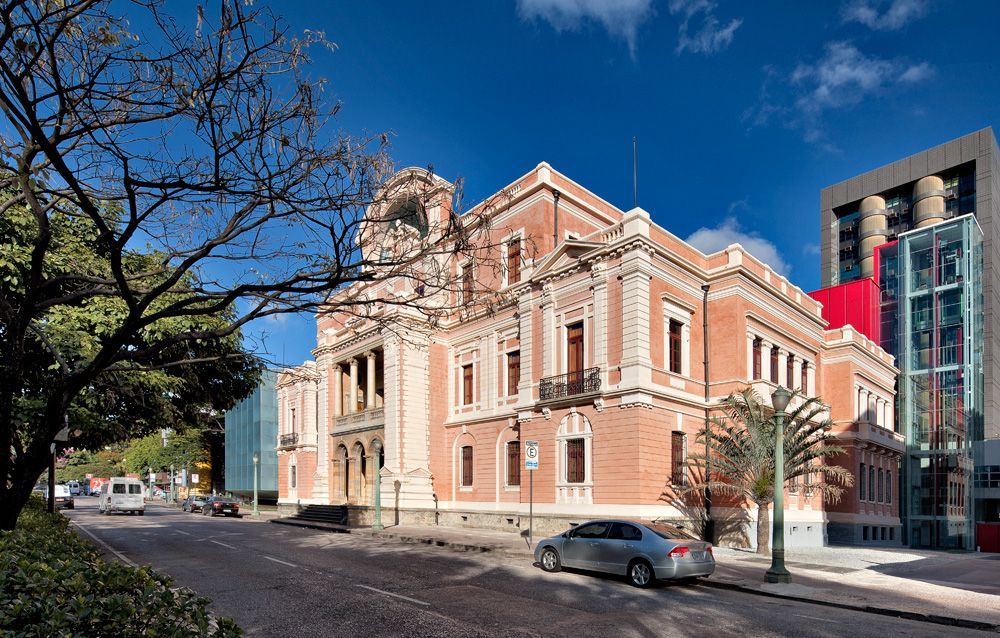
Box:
913 175 946 229
858 195 887 279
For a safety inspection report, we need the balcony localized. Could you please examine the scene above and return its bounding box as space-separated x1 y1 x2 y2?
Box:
539 368 601 402
278 433 299 448
334 407 385 431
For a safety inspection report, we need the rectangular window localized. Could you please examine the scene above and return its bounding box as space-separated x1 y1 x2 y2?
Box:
770 346 779 383
753 338 762 379
113 484 126 494
462 263 473 303
859 463 866 501
566 322 584 376
671 431 687 485
668 320 683 374
566 438 585 483
507 351 520 396
786 355 794 389
863 526 869 541
462 364 474 405
128 484 142 494
801 363 808 394
507 240 521 285
868 465 875 502
290 465 296 489
877 468 884 503
886 471 892 504
506 440 520 486
461 445 473 487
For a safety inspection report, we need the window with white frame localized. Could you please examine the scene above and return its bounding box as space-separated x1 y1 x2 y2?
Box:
460 261 474 304
663 300 691 377
506 350 520 397
505 440 520 487
505 236 522 286
556 411 593 504
461 363 474 406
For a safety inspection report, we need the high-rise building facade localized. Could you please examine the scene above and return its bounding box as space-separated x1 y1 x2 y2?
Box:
817 128 999 548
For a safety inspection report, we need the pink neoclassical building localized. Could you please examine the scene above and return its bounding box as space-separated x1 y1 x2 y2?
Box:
275 163 902 547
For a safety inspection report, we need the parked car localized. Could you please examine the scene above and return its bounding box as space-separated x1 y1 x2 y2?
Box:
66 480 81 496
99 477 145 515
36 484 75 509
533 520 714 588
201 496 240 517
181 495 209 513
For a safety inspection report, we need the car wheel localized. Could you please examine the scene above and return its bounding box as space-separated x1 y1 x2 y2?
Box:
138 510 145 516
627 559 654 588
539 547 561 573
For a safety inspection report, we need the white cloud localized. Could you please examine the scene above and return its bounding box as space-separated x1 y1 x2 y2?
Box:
516 0 654 56
745 41 933 147
802 243 821 256
685 217 791 276
841 0 928 30
668 0 742 54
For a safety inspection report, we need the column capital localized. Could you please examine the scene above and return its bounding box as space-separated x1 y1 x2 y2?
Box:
365 350 377 360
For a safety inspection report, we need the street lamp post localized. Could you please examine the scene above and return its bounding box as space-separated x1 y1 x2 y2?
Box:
371 440 383 531
252 452 260 517
766 386 792 584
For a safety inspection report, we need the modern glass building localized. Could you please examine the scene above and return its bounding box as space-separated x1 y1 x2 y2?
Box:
877 216 983 549
224 370 279 502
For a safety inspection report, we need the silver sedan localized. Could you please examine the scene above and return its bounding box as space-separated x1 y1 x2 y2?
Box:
533 520 715 588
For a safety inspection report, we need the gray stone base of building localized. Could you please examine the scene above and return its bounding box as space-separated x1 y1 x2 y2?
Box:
828 521 902 547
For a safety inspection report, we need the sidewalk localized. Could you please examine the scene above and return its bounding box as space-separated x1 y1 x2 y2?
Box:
275 519 1000 631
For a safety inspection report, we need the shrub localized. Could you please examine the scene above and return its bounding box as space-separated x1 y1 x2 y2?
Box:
0 496 240 637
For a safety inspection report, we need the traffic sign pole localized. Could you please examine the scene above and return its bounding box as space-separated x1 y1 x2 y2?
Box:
524 440 539 548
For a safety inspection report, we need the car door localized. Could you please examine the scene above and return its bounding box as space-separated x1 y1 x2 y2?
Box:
601 523 644 574
561 521 611 571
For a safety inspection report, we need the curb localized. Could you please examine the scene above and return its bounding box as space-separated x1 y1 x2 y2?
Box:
700 577 1000 633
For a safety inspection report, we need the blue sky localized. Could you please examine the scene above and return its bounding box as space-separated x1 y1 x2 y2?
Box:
253 0 1000 366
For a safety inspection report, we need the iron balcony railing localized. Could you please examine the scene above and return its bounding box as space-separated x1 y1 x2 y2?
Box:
538 367 601 401
279 433 299 447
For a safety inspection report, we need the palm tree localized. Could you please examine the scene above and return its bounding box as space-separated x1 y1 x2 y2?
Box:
684 387 853 554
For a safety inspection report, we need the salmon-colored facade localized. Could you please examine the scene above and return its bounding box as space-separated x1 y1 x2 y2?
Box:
275 163 901 547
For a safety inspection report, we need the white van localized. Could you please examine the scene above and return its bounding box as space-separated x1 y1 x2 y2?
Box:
66 480 81 496
99 477 146 515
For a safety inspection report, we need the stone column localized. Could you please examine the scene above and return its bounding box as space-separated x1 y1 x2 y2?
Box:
806 364 815 396
793 358 803 391
760 340 774 383
592 262 608 386
366 351 376 410
746 332 756 379
540 283 555 378
777 349 788 388
620 247 653 388
349 358 359 414
516 291 534 409
333 364 343 418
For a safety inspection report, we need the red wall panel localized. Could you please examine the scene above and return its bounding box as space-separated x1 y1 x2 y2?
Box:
808 278 881 343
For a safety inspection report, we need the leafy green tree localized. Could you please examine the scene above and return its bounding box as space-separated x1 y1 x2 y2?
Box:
683 388 853 554
122 432 207 476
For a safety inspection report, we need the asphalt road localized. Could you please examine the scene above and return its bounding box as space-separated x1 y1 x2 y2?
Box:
64 501 985 638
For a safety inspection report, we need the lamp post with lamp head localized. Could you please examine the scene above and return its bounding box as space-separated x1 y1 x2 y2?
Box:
766 386 792 584
252 451 260 517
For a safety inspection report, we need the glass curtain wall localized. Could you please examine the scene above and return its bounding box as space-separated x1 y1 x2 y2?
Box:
224 371 279 500
897 216 982 549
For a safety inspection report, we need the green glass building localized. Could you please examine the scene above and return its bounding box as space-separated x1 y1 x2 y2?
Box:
224 371 279 502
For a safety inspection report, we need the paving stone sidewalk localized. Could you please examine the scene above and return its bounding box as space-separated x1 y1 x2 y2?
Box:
275 519 1000 631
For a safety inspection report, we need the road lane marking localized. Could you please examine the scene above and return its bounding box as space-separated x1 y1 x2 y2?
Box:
793 614 841 624
263 556 297 567
70 521 137 567
210 540 237 550
356 585 429 607
175 530 192 536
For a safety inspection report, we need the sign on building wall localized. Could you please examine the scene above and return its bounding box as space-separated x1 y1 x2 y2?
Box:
525 440 539 471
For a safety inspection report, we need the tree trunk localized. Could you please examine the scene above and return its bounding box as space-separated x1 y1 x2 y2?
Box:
756 502 770 555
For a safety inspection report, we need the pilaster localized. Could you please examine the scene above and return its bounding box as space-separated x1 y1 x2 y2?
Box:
620 247 653 388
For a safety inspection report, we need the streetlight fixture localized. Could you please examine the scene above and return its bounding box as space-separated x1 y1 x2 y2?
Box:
766 386 792 584
252 451 260 517
371 440 383 531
